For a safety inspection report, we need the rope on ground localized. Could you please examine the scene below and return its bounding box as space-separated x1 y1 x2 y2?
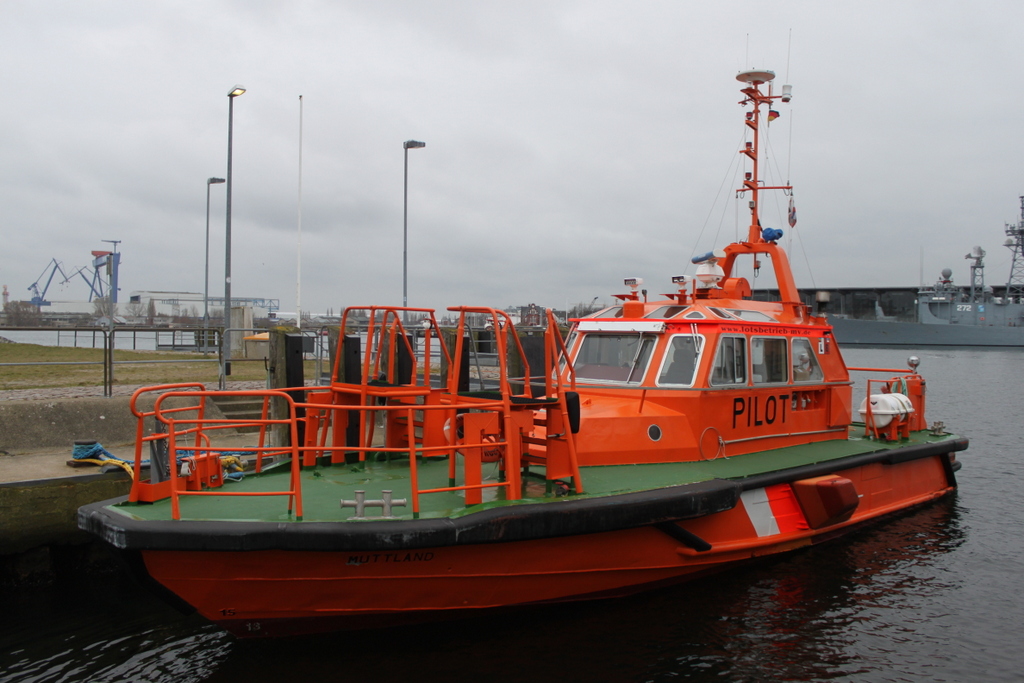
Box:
72 441 135 478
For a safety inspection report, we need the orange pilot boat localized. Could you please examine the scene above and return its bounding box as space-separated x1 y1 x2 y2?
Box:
79 70 967 638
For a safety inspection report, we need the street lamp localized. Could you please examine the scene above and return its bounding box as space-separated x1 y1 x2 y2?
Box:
403 140 425 317
222 85 245 387
204 177 225 341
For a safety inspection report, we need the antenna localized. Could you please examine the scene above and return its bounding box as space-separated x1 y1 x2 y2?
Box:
785 29 792 82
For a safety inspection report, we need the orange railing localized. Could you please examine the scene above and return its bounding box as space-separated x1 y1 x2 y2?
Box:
547 308 576 392
129 383 208 490
447 306 582 494
846 367 927 439
128 385 302 520
125 306 584 519
334 307 452 390
305 389 518 514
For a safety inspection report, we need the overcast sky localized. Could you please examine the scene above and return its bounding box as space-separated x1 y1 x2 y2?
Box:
2 1 1023 316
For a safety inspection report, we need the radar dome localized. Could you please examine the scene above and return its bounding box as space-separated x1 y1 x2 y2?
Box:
941 268 953 279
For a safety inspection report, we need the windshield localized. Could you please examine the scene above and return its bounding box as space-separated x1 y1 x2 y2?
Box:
573 333 656 384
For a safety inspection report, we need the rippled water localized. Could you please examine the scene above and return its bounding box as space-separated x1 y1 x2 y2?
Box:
2 347 1022 682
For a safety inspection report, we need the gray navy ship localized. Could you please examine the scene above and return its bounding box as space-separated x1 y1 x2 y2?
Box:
830 197 1024 347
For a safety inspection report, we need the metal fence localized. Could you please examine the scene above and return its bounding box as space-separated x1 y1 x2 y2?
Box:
0 324 506 397
0 327 333 397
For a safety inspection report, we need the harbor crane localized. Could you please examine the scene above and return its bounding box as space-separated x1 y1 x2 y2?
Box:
27 242 122 308
27 259 72 307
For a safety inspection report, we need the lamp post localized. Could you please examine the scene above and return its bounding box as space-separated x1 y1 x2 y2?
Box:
403 140 425 318
222 85 245 387
204 177 225 342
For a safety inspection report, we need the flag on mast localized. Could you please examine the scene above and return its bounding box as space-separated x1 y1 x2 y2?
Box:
788 196 797 228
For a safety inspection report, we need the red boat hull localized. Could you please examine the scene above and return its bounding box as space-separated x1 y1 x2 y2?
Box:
138 455 953 638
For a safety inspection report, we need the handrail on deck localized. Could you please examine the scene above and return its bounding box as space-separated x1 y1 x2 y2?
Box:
847 366 921 374
123 306 584 521
547 308 576 392
861 378 912 441
129 383 208 486
335 306 453 391
129 382 520 519
447 306 531 398
154 389 303 521
445 306 582 494
319 382 517 515
153 389 301 524
127 384 303 519
130 384 269 470
326 305 582 504
851 366 927 439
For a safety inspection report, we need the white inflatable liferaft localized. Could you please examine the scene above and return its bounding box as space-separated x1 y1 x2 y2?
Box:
858 393 914 428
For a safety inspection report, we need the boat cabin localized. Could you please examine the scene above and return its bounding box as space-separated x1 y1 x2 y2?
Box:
562 271 854 467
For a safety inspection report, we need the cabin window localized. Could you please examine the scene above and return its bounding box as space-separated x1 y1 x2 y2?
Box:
791 338 824 382
751 337 788 384
708 307 736 319
645 306 689 319
573 333 656 384
657 335 703 386
711 335 747 385
583 306 622 319
727 309 777 322
683 310 706 319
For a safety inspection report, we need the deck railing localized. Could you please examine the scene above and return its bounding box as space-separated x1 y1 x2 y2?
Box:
130 385 530 519
126 306 583 520
846 366 926 438
301 388 520 514
128 384 301 520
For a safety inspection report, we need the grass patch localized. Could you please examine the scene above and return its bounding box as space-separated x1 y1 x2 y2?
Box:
0 342 281 389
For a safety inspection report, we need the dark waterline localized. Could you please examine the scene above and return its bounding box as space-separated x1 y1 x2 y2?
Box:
2 347 1022 682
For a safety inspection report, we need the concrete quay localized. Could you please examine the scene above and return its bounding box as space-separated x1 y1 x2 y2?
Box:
0 381 265 481
0 381 266 585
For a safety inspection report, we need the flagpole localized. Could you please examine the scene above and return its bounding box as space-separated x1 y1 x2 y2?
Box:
296 95 303 330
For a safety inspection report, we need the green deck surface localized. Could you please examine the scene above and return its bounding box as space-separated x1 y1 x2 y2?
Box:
109 427 959 524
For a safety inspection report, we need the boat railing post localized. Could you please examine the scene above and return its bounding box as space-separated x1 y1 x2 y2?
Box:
287 393 304 520
406 404 421 517
167 416 181 520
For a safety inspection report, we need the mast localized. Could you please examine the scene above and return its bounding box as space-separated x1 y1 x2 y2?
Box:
735 70 791 244
965 246 985 305
714 70 802 306
1005 196 1024 302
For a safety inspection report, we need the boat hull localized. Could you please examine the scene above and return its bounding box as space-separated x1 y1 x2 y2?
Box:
829 316 1024 347
103 451 958 638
